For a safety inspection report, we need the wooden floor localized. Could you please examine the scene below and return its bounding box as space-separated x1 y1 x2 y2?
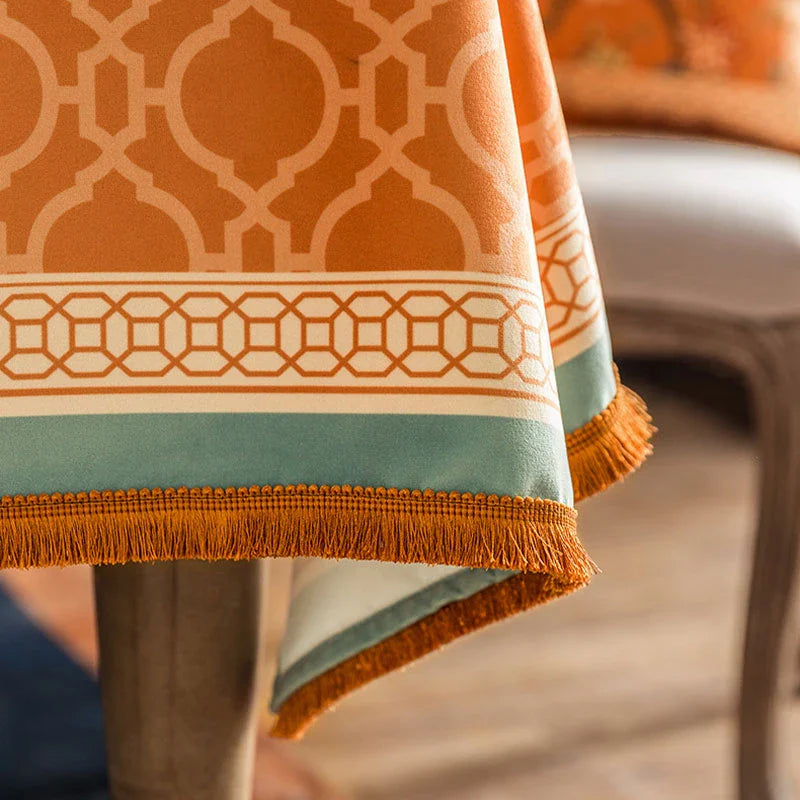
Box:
4 371 800 798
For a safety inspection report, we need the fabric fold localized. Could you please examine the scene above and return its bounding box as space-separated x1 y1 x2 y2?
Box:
271 570 585 739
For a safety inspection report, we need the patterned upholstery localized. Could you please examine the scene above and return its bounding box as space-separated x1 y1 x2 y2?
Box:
541 0 800 151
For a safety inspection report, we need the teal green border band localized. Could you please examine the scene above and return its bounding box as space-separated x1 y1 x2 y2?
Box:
270 566 514 711
554 325 617 434
2 412 572 505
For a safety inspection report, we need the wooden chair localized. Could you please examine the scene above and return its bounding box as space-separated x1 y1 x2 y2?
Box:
572 133 800 800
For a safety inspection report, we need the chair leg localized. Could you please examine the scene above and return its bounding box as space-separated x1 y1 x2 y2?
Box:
606 306 800 800
738 326 800 800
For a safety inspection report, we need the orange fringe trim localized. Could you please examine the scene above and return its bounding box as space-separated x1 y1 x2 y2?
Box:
0 485 592 576
567 370 655 502
271 371 654 738
270 570 583 738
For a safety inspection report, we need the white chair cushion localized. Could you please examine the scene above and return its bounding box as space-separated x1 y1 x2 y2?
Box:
571 133 800 319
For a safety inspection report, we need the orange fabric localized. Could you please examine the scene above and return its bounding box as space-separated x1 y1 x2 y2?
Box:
2 1 600 312
1 0 611 405
542 0 796 79
2 0 531 277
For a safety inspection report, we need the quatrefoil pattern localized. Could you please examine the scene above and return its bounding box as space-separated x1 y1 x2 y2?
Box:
0 0 605 412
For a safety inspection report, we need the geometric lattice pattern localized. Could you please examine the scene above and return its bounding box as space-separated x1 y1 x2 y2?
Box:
504 0 606 363
0 0 535 278
0 276 557 405
535 208 602 351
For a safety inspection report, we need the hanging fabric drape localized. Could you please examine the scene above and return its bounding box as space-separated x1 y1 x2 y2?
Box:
0 0 653 737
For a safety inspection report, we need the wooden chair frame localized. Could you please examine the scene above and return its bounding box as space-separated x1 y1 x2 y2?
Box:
609 303 800 800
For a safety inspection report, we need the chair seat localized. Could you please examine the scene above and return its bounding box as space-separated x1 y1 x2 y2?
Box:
570 134 800 320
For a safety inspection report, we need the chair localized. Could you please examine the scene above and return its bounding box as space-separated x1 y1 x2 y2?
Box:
572 133 800 800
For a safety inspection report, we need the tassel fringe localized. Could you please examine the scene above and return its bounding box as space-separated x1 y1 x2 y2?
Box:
270 570 584 738
0 485 594 576
567 367 656 502
270 368 654 738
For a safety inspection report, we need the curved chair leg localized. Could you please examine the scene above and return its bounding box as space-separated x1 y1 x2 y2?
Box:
738 324 800 800
607 308 800 800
